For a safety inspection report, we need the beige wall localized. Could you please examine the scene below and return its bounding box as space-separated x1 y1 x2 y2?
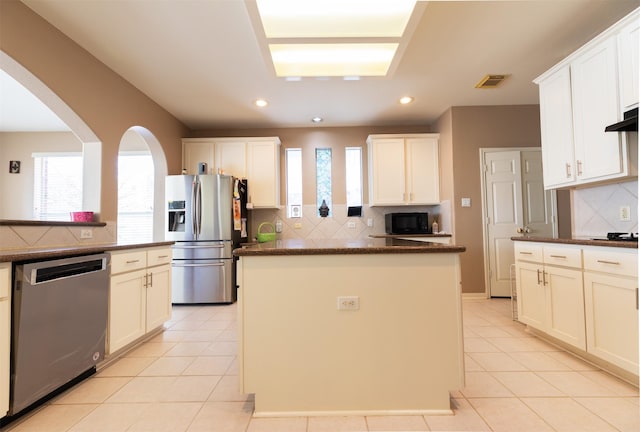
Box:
0 0 188 222
0 132 82 219
435 105 543 294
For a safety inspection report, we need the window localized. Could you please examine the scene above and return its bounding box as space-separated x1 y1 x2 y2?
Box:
33 153 83 221
117 152 154 243
285 148 303 218
345 147 363 207
316 148 332 216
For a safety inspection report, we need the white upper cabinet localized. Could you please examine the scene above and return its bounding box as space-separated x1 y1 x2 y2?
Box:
367 134 440 206
571 37 623 182
538 66 576 188
182 138 215 175
182 137 281 208
215 140 247 178
534 7 638 189
617 17 639 111
246 139 281 208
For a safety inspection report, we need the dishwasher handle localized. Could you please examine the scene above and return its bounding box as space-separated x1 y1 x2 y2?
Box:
28 255 108 285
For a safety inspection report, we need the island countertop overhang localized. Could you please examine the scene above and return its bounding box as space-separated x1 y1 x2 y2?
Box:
233 238 465 256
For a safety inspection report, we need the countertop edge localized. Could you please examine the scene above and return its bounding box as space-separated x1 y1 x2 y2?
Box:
0 241 175 263
234 245 466 256
511 236 638 249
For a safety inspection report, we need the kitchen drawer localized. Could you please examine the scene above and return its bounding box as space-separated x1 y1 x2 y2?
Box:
583 247 638 277
147 247 172 267
543 245 582 268
110 250 147 274
514 242 543 262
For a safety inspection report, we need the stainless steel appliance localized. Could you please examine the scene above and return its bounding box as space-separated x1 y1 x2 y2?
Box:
165 174 247 304
592 232 638 242
385 212 430 235
10 253 109 416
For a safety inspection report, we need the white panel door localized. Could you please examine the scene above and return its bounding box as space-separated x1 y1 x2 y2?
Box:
484 151 522 297
521 151 556 238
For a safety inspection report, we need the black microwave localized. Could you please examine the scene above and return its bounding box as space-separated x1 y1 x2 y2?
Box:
385 212 429 234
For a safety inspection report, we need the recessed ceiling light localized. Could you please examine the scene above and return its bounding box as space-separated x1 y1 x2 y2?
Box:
311 117 323 123
254 99 268 107
399 96 414 105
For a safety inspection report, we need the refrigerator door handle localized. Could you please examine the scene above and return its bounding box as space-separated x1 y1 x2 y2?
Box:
190 178 198 239
195 179 202 238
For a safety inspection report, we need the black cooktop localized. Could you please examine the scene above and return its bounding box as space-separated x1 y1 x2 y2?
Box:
592 232 638 242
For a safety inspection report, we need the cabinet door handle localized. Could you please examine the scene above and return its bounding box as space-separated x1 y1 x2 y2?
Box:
148 272 153 288
596 260 620 265
549 254 566 259
536 269 542 285
566 163 572 178
636 288 638 310
542 271 548 286
143 273 148 288
577 160 583 176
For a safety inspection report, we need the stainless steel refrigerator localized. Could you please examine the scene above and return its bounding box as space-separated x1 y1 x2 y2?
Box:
165 174 247 304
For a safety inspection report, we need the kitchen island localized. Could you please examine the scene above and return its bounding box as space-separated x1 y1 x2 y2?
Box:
234 238 466 417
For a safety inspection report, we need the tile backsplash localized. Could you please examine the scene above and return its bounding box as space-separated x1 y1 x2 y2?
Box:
572 180 638 238
248 204 445 242
0 222 117 250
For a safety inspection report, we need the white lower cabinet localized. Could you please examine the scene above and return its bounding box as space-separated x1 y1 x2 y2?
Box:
108 247 172 354
0 263 10 418
515 243 585 350
583 247 638 374
515 241 639 377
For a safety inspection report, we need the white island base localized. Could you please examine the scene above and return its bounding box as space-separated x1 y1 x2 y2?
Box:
237 250 464 417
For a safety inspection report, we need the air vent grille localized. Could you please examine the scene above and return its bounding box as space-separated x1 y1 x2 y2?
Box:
475 74 509 89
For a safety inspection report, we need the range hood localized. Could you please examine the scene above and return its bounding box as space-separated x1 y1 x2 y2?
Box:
605 107 638 132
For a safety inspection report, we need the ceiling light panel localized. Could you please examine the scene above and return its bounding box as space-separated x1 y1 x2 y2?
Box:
256 0 417 38
269 43 398 77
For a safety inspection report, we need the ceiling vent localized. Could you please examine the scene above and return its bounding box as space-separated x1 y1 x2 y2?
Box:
475 74 509 89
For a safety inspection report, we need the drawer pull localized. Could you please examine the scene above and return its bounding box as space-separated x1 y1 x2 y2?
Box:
549 254 567 259
519 251 533 255
126 259 140 264
157 255 169 259
596 260 620 265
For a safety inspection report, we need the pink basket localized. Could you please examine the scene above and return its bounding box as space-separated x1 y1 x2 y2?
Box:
70 211 94 222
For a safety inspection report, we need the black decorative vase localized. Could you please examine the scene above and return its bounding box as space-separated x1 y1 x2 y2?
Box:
319 199 330 217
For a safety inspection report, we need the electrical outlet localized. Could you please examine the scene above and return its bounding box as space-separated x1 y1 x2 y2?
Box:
80 229 93 239
367 218 374 227
337 296 359 311
620 205 631 221
294 222 302 229
275 220 283 233
347 221 356 229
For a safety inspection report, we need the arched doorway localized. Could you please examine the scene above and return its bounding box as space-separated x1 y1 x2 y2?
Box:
0 51 102 219
117 127 167 243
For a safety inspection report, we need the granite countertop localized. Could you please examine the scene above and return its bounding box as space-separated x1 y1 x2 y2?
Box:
511 236 638 249
0 241 175 263
234 238 465 256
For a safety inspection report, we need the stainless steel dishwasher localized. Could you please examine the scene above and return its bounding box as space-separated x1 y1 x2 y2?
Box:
10 253 109 416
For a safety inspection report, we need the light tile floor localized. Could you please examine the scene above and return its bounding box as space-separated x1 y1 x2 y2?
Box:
5 298 639 432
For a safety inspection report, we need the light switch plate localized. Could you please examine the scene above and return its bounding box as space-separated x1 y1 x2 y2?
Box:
461 198 471 207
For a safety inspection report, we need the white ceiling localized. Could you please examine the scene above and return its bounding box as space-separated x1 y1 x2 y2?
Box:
3 0 639 131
